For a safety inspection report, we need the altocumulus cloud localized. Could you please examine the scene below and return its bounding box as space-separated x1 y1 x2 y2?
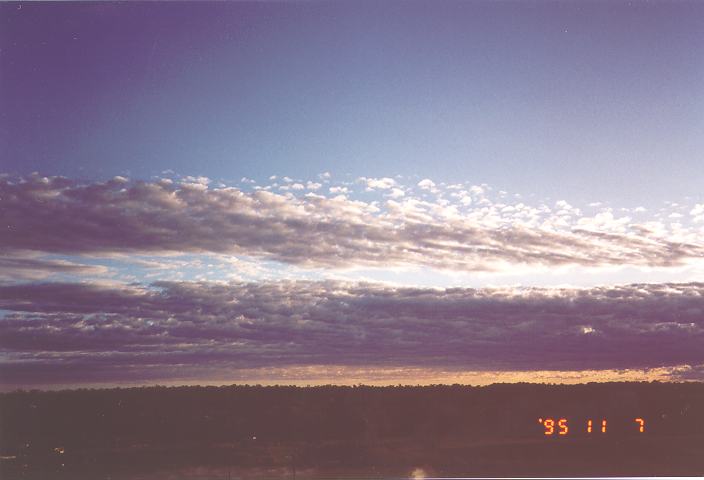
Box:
0 254 108 282
0 280 703 385
2 174 703 272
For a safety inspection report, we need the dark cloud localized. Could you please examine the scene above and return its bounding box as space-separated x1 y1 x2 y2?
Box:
2 175 702 271
672 364 704 381
0 254 107 282
1 280 702 385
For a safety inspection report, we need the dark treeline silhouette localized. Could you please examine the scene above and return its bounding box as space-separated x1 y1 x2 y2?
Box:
1 382 703 478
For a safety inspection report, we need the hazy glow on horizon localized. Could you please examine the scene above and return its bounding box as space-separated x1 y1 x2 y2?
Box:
7 365 696 392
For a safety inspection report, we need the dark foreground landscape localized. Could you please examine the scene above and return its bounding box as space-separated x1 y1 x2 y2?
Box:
1 382 703 479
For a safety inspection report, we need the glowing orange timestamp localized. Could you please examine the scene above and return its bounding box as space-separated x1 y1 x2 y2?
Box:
538 418 645 435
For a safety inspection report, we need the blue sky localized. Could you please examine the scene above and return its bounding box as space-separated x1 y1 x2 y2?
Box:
1 1 703 389
2 1 703 206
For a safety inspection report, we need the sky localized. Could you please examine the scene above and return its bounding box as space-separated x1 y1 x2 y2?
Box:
1 1 703 390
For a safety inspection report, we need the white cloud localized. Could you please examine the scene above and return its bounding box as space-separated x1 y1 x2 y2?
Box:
691 204 704 223
417 178 436 190
360 177 397 190
386 188 405 198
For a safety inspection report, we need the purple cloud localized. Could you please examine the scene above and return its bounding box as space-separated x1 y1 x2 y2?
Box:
2 175 702 271
0 254 107 282
1 280 702 386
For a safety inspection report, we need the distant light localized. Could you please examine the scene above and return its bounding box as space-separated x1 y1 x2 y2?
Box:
410 467 427 479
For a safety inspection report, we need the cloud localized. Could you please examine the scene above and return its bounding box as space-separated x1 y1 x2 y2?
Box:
672 364 704 381
417 178 436 190
0 254 108 282
359 176 397 190
386 187 405 199
691 204 704 223
1 175 703 272
1 280 702 386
